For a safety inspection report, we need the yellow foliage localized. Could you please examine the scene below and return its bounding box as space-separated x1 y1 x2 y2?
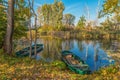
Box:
113 76 119 80
101 70 107 75
27 30 36 40
8 67 15 73
38 25 55 33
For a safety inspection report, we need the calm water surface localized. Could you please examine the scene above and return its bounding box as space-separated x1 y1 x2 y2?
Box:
18 38 120 72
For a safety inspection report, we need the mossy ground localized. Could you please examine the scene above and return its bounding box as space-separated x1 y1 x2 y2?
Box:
0 50 120 80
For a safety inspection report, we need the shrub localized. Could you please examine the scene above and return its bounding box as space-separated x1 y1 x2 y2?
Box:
51 60 66 70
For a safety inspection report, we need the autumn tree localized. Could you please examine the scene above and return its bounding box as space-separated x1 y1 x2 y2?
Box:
28 0 38 57
52 1 65 28
99 0 120 30
100 17 113 31
37 6 43 26
38 1 65 29
77 15 86 29
41 4 51 25
99 0 120 18
63 14 75 27
111 13 120 30
101 14 120 31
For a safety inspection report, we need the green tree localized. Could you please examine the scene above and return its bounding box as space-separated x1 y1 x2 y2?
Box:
77 15 86 29
0 0 7 48
0 0 31 54
14 0 30 39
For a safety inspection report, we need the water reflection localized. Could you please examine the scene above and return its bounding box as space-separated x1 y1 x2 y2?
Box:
100 40 120 52
36 39 117 71
17 38 118 71
70 40 115 71
36 38 62 62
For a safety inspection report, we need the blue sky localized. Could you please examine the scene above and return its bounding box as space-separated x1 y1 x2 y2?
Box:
34 0 105 24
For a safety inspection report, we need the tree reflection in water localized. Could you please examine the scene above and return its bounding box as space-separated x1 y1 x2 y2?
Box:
16 38 117 71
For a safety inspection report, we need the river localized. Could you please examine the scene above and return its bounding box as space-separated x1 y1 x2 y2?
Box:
17 38 120 72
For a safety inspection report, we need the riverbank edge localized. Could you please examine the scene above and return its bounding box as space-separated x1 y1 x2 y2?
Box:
38 31 120 40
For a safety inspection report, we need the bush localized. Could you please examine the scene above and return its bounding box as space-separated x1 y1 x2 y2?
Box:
51 60 66 70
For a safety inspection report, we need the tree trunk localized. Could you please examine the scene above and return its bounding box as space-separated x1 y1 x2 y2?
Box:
34 16 37 57
28 0 33 58
29 19 32 57
4 0 14 55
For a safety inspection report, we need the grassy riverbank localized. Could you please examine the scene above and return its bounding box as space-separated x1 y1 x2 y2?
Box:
0 49 120 80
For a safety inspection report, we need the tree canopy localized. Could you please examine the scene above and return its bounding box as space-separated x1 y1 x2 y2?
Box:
63 14 75 27
77 15 86 29
99 0 120 18
38 1 65 29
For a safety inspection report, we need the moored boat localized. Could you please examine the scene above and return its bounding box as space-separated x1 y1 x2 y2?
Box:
16 44 43 57
61 50 91 74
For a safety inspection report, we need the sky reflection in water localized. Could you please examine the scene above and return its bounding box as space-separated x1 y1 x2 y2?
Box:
34 39 116 72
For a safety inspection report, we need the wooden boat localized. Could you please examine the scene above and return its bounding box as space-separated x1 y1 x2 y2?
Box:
16 44 43 57
61 50 91 74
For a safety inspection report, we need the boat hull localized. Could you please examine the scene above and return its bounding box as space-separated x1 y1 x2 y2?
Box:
16 44 43 57
61 50 91 74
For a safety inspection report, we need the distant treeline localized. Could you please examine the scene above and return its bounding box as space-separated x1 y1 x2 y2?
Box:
38 30 120 40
